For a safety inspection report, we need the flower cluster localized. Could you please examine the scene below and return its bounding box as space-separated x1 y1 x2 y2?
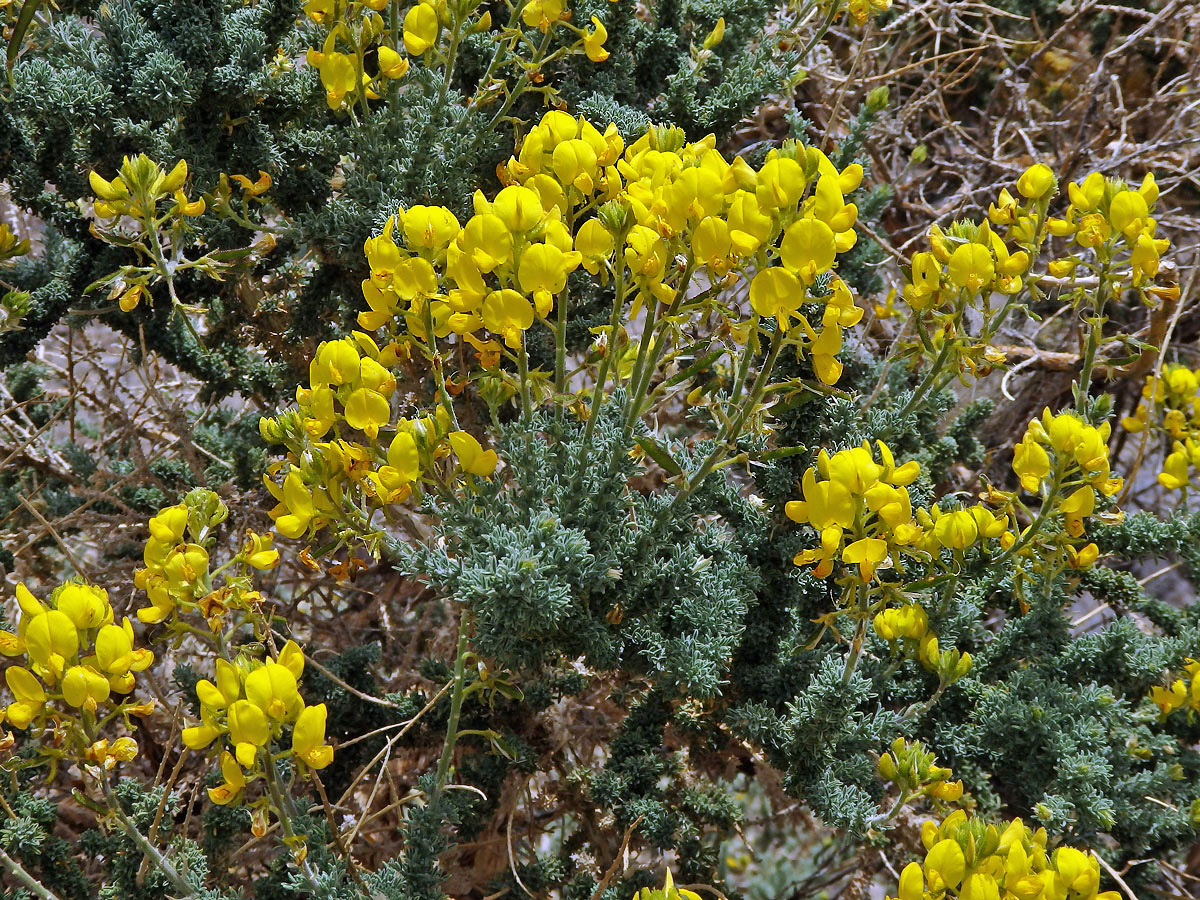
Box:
841 0 892 25
1122 364 1200 494
1010 409 1121 558
0 582 154 771
895 164 1050 384
785 442 922 582
265 111 873 547
260 340 498 544
1044 171 1172 301
785 442 1010 583
181 641 334 806
301 0 609 113
1149 658 1200 720
135 491 280 630
86 155 259 324
873 604 973 686
359 111 867 383
877 738 963 804
892 165 1176 409
891 810 1120 900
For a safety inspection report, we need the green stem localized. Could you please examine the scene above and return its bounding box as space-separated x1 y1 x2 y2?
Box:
100 774 196 897
623 266 692 437
423 301 460 429
678 325 786 501
263 760 322 893
554 285 569 425
438 0 465 105
841 582 867 684
579 254 627 455
897 324 955 419
483 24 554 137
435 616 472 792
1074 312 1105 416
991 467 1066 568
726 321 759 410
0 847 62 900
622 298 661 435
518 329 533 423
796 3 838 61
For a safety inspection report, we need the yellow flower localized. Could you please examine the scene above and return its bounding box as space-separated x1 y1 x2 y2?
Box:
575 219 614 274
196 659 242 711
149 503 189 544
293 703 335 769
208 751 247 805
842 537 889 581
755 156 805 210
519 242 580 316
302 0 334 22
242 532 281 570
317 52 357 108
378 45 409 79
1012 437 1050 492
691 216 732 274
381 430 422 484
449 431 499 477
228 699 270 767
61 665 112 711
94 623 136 676
748 267 802 328
521 0 565 30
805 318 844 386
119 285 144 312
583 17 609 62
344 387 391 439
268 470 316 539
779 218 837 283
482 289 534 349
873 604 928 642
402 204 460 251
56 583 112 630
244 662 302 722
931 508 978 550
1058 486 1095 537
1016 163 1056 200
702 17 725 49
924 838 966 891
24 610 80 678
727 191 772 256
85 736 139 770
897 863 924 900
403 3 439 55
1108 189 1149 238
182 720 223 751
4 666 46 729
947 243 994 295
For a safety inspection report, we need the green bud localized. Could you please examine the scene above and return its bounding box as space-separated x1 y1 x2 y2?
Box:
597 200 633 236
865 86 890 112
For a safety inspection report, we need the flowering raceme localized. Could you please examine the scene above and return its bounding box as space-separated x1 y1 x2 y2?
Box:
890 810 1120 900
135 491 280 629
261 110 873 547
1121 364 1200 494
890 163 1176 415
181 640 334 803
1149 659 1200 720
300 0 610 113
1011 408 1121 540
785 441 922 582
0 581 154 770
